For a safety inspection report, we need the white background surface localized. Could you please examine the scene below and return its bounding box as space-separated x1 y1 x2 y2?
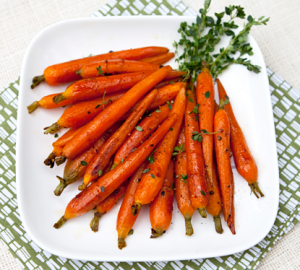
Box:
1 0 300 269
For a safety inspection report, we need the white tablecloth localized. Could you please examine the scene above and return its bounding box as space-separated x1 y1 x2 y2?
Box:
1 0 300 269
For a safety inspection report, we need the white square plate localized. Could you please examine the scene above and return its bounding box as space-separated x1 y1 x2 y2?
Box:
17 16 279 262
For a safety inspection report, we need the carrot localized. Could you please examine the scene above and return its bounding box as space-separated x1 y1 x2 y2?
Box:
150 160 175 238
90 180 128 232
44 92 124 134
113 104 170 168
53 113 178 228
77 60 160 79
174 126 195 236
206 159 223 234
216 79 263 198
184 89 209 217
196 67 215 186
61 66 172 160
132 85 186 214
27 93 72 113
141 52 175 65
227 170 236 234
54 125 119 196
80 89 158 190
31 46 169 88
52 71 152 105
44 127 83 167
117 163 147 249
214 100 233 228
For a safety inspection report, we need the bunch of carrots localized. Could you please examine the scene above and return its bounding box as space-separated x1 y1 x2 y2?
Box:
28 45 263 250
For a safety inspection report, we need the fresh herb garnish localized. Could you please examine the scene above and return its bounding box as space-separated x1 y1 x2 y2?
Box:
136 126 143 132
98 170 103 177
101 186 105 192
81 161 87 166
96 65 104 76
172 144 185 156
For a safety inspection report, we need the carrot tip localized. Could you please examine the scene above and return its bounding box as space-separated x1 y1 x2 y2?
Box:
131 203 141 216
213 215 224 234
118 237 127 250
44 152 56 168
44 122 61 134
198 208 207 218
31 75 45 89
54 176 67 196
184 216 194 236
227 220 236 235
90 212 104 232
150 228 164 238
27 101 39 113
53 94 66 104
249 182 264 198
55 155 66 166
78 183 87 191
53 216 67 229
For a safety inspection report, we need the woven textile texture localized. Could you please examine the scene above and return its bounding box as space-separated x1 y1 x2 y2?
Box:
1 0 300 270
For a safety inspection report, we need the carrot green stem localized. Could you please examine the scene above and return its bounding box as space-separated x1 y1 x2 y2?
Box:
53 94 66 104
31 75 45 89
150 228 164 238
219 99 225 110
75 70 82 76
249 182 264 198
78 183 87 191
90 212 105 232
44 122 61 134
55 155 66 166
27 101 39 113
118 237 127 250
44 152 56 168
54 176 67 196
184 216 194 236
213 215 224 234
53 216 67 229
198 208 207 218
131 203 141 216
110 163 118 170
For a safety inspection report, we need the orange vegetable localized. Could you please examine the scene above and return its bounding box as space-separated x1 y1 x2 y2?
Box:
61 66 172 160
77 60 159 79
132 85 186 213
52 71 152 105
113 104 170 167
174 126 194 236
44 92 124 134
196 67 215 186
117 163 147 249
150 160 175 238
216 79 263 198
90 180 128 232
80 89 158 190
141 52 175 65
214 100 235 233
53 124 119 196
184 89 209 217
31 46 169 88
53 113 178 228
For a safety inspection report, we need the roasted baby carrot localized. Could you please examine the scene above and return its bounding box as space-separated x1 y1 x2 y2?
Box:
174 126 195 236
53 71 152 104
196 67 215 186
113 104 170 168
61 66 172 160
80 89 158 190
90 180 128 232
150 160 175 238
53 113 178 227
132 85 186 214
214 100 233 225
117 163 147 249
44 92 124 134
185 89 209 217
54 125 119 196
216 79 263 198
206 159 223 234
31 46 169 88
27 93 72 113
77 60 159 79
141 52 175 65
227 170 236 235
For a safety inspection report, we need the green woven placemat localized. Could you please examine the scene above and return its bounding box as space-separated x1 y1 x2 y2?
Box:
1 0 300 269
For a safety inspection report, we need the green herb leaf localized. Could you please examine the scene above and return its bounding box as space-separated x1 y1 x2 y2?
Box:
136 126 143 132
166 101 172 110
98 170 103 177
201 190 206 195
81 161 87 166
101 186 105 193
128 229 134 235
54 133 58 138
156 110 161 113
96 65 104 76
150 174 155 179
142 168 150 174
